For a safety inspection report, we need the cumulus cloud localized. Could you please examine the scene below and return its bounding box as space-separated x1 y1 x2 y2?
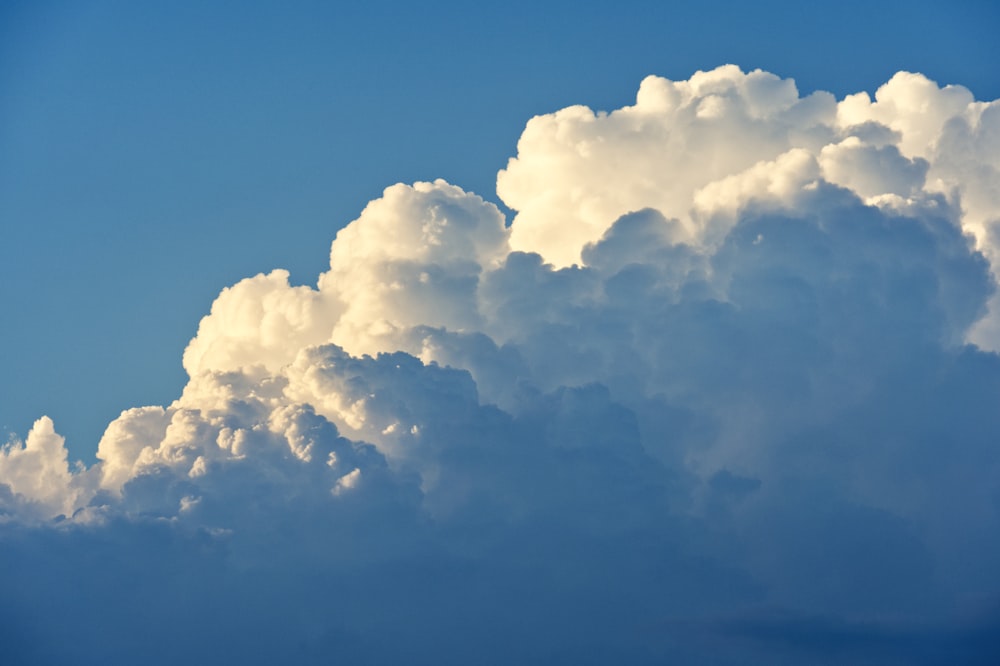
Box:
3 66 1000 664
0 418 95 521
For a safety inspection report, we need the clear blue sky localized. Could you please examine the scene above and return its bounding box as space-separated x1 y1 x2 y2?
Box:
2 0 998 461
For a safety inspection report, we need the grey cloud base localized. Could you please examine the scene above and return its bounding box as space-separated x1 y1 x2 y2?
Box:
3 66 1000 664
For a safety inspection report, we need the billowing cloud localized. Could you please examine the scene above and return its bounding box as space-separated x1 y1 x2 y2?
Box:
3 66 1000 664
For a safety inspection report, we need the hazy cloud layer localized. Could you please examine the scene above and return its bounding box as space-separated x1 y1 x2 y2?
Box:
3 66 1000 664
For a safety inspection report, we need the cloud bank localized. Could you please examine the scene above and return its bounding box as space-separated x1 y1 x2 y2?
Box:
3 66 1000 664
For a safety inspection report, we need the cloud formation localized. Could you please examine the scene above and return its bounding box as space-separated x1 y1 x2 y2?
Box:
3 66 1000 664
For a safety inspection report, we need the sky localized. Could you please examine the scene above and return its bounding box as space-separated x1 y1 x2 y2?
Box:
3 1 1000 664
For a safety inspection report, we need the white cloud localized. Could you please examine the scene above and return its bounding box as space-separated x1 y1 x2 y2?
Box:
498 66 838 266
835 71 976 160
318 179 509 357
0 418 94 520
818 137 929 199
182 269 340 376
3 65 1000 664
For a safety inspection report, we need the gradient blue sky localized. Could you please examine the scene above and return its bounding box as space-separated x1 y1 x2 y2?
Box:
1 1 998 459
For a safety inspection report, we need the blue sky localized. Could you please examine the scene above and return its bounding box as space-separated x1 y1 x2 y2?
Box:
3 0 998 461
3 2 1000 664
